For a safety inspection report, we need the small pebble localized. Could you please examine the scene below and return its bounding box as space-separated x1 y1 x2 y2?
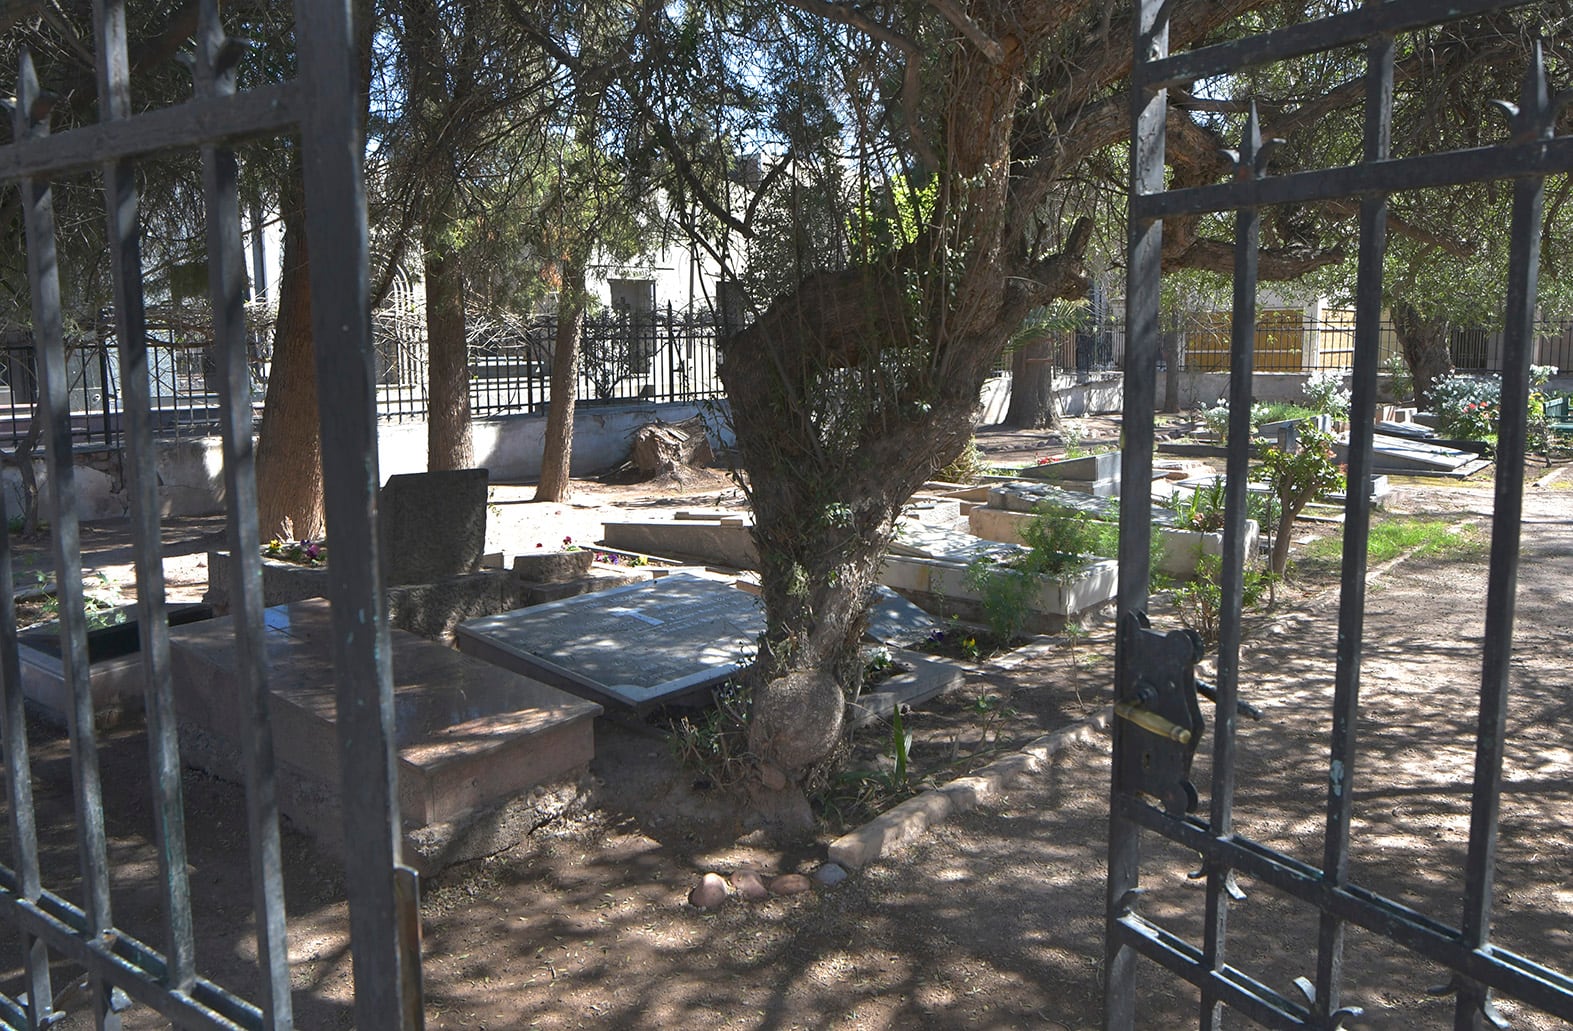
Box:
688 872 730 910
731 867 770 901
813 863 848 887
768 873 812 896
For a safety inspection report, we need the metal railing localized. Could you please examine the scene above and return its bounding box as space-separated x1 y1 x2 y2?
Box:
1 306 728 452
1113 310 1573 374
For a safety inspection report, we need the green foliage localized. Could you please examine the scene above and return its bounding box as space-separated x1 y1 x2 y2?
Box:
1383 353 1414 403
1171 555 1275 647
1167 480 1228 533
669 685 752 790
962 503 1116 640
1296 516 1487 576
1260 425 1345 575
1254 402 1321 427
935 439 987 484
1301 370 1351 419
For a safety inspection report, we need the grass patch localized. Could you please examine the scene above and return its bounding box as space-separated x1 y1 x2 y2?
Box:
1295 514 1485 578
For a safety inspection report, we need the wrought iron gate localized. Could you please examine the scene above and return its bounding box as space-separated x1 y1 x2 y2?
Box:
0 3 419 1028
1109 2 1573 1028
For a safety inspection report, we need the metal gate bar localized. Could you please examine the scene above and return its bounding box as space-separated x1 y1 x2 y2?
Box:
1109 3 1573 1028
97 0 198 1014
0 4 418 1028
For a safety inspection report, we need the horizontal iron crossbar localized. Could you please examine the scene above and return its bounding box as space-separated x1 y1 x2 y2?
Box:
1138 0 1538 89
0 82 300 180
1113 913 1310 1030
1116 795 1573 1020
1133 136 1573 219
0 865 261 1030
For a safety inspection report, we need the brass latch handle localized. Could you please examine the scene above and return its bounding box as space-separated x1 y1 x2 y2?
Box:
1115 699 1193 744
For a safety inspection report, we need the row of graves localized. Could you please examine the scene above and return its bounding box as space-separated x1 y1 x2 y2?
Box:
14 408 1470 868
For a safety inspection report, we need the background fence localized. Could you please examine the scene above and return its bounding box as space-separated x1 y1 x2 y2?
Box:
0 304 728 452
3 306 1569 453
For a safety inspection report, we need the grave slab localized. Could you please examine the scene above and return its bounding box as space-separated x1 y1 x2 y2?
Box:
168 600 599 873
600 517 759 569
1352 434 1480 474
456 572 762 712
847 649 965 729
18 603 214 727
456 573 943 713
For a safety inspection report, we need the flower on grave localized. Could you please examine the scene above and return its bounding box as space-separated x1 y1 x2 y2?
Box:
928 628 945 642
304 542 320 560
536 542 544 549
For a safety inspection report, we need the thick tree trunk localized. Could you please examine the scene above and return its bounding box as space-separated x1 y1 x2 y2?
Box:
720 271 987 835
425 226 473 471
255 197 324 541
535 266 584 503
1391 300 1454 410
1002 336 1060 429
252 5 373 541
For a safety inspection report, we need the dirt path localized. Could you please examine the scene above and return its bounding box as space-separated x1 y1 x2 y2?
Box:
4 476 1570 1029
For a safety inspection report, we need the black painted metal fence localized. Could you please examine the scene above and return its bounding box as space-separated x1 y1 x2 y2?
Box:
0 305 727 451
1109 2 1573 1029
0 3 419 1028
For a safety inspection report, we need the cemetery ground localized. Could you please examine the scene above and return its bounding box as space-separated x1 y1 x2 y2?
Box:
3 424 1571 1029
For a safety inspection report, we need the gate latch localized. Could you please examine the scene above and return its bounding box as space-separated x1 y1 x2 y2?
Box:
1116 612 1205 815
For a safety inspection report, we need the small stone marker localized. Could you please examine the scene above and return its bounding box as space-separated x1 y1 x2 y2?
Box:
767 873 812 896
689 872 730 910
813 863 848 887
380 468 490 586
730 867 770 901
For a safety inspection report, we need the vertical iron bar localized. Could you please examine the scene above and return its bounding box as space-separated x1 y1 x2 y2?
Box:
1314 25 1394 1022
93 0 197 994
1201 102 1265 1031
1107 3 1167 1029
0 434 51 1030
1454 48 1552 1031
196 3 295 1025
295 2 423 1026
14 49 122 1031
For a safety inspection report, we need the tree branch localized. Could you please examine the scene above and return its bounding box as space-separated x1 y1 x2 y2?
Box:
781 0 939 173
925 0 1003 64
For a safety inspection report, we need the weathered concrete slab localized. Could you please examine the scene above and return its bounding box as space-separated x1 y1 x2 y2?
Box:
983 482 1175 524
168 599 600 873
865 587 945 646
457 572 762 712
847 649 965 729
457 573 944 712
888 522 1022 563
17 603 214 727
1358 434 1478 473
601 517 759 569
381 468 490 585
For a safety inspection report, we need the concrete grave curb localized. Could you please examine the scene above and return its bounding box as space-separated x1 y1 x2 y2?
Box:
827 705 1113 870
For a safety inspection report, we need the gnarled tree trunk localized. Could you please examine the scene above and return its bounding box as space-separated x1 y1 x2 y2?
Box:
1391 300 1454 410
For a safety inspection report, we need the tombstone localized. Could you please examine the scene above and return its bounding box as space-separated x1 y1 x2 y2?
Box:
1019 450 1121 495
380 468 490 586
